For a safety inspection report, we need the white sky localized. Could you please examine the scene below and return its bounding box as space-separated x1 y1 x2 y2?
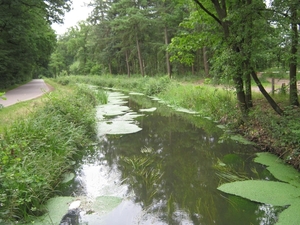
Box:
52 1 92 35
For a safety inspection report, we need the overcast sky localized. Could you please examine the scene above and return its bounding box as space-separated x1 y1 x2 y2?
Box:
52 1 92 35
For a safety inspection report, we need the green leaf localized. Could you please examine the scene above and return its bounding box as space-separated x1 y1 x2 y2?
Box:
276 201 300 225
97 120 142 136
254 153 300 187
139 107 156 112
61 172 75 184
230 135 256 145
217 180 300 206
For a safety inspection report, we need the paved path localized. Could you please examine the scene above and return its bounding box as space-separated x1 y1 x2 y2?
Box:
0 79 50 107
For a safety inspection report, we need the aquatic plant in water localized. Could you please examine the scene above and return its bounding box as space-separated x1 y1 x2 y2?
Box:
218 152 300 225
97 92 143 136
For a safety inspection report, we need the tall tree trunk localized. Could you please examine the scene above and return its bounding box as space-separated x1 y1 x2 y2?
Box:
251 70 284 115
136 33 144 77
164 26 171 78
108 63 112 74
233 73 249 121
125 50 130 77
289 5 299 106
203 46 209 77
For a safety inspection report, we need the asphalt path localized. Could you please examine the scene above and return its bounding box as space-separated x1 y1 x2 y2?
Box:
0 79 50 107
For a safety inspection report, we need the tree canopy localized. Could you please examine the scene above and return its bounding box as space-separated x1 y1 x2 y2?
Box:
0 0 71 89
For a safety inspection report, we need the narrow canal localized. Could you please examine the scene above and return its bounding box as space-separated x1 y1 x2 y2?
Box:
68 90 280 225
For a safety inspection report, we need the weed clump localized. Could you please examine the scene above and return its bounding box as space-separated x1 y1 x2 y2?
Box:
0 85 107 223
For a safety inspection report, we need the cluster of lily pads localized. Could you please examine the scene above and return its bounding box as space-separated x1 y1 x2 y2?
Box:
218 152 300 225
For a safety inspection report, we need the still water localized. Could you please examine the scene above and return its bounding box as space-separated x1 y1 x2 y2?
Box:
68 91 280 225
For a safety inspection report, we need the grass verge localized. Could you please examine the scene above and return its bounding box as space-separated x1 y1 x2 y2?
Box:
0 81 107 223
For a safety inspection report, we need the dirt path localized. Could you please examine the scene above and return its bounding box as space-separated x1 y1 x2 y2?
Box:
0 79 50 107
252 78 300 93
195 78 294 93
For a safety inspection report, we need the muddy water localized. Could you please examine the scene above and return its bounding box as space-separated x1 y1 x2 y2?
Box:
71 91 280 225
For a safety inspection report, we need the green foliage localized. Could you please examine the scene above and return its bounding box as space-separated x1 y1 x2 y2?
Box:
90 64 103 75
0 92 5 109
0 0 70 88
121 147 163 207
50 0 191 77
143 76 171 95
0 85 107 223
255 152 300 187
159 82 237 121
218 180 299 206
218 152 300 225
251 106 300 159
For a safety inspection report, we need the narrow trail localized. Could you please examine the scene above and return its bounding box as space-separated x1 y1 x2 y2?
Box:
195 78 296 93
0 79 51 107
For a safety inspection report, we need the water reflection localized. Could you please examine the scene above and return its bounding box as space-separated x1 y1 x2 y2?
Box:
72 92 279 225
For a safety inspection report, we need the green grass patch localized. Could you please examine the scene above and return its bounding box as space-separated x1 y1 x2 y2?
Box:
0 83 107 223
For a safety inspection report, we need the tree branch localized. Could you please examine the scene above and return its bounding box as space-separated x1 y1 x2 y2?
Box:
192 0 222 26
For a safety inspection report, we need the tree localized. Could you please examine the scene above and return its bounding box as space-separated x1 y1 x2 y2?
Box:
270 0 299 106
189 0 284 118
0 0 70 88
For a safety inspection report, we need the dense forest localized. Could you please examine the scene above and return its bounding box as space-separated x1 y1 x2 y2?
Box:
0 0 299 116
0 0 72 89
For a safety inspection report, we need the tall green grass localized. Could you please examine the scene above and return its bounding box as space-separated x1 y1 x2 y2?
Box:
0 84 107 223
54 75 238 122
158 83 237 120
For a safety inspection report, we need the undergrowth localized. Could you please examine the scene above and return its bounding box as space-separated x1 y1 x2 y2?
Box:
0 84 107 223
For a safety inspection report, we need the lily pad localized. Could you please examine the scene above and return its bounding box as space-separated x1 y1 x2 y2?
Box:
276 201 300 225
254 152 300 187
97 120 142 136
218 152 300 225
173 107 198 114
25 196 76 225
230 134 255 145
96 105 129 117
129 92 144 96
79 196 123 224
139 107 157 112
61 172 75 184
92 196 122 213
217 180 300 206
149 96 161 101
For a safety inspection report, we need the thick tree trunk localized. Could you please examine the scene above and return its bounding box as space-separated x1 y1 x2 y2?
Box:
136 34 144 77
164 26 171 78
251 70 284 115
203 46 209 77
233 73 249 121
289 6 299 106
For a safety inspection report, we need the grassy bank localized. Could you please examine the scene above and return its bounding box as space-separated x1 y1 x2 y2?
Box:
54 75 300 169
0 82 107 223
